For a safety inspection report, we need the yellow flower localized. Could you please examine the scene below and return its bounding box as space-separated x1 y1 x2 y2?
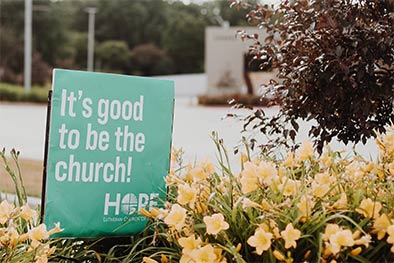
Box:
0 200 14 224
346 161 364 182
48 222 63 235
373 214 391 240
283 152 297 168
177 184 197 208
143 257 159 263
20 204 38 222
0 226 19 249
361 162 374 173
201 159 215 174
322 224 341 241
297 195 313 219
241 162 258 178
356 198 382 219
29 224 49 241
189 244 219 263
150 207 168 219
386 225 394 252
240 175 258 194
351 247 362 256
319 151 333 168
311 181 330 198
194 202 208 214
280 179 300 197
240 163 259 194
328 229 354 255
161 254 169 263
378 130 394 158
261 199 272 211
203 213 229 235
178 234 202 250
332 192 348 210
315 172 336 185
256 161 278 185
273 250 286 261
280 223 301 249
139 208 153 219
296 141 315 161
164 204 187 231
354 234 371 248
247 227 273 255
189 166 207 181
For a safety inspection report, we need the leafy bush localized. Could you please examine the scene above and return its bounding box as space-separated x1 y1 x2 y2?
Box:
134 126 394 263
0 83 49 103
236 0 394 151
96 40 131 74
130 43 173 76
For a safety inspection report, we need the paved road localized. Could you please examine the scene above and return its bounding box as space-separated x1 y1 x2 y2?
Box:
0 97 379 165
0 98 246 162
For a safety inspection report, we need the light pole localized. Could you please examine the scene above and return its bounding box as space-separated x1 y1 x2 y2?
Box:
24 0 32 93
85 7 97 72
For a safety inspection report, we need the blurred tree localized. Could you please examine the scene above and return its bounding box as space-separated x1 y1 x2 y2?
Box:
95 40 130 73
163 7 207 73
0 0 253 82
130 43 173 76
32 0 72 65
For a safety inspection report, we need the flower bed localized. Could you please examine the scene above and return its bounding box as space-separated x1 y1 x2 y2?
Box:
137 126 394 263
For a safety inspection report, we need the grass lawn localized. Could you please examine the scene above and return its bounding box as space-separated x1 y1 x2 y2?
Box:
1 158 43 197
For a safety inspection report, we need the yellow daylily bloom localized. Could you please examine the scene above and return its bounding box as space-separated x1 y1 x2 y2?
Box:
354 234 371 248
164 204 187 231
328 229 354 255
48 222 63 235
273 250 286 261
319 151 333 168
297 195 313 219
323 224 341 241
203 213 229 235
283 151 297 168
0 200 15 224
20 204 38 222
373 214 391 240
280 179 300 197
189 166 207 181
177 183 197 207
296 141 315 161
189 244 219 263
280 223 301 249
311 181 330 198
356 198 382 219
240 173 258 194
178 234 202 250
256 161 278 185
351 247 362 256
247 227 273 255
332 192 348 210
29 224 50 242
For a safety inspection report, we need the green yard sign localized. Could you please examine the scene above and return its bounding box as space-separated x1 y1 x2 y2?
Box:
43 69 174 238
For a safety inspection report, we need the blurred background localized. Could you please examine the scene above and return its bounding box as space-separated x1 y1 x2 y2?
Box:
0 0 252 86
